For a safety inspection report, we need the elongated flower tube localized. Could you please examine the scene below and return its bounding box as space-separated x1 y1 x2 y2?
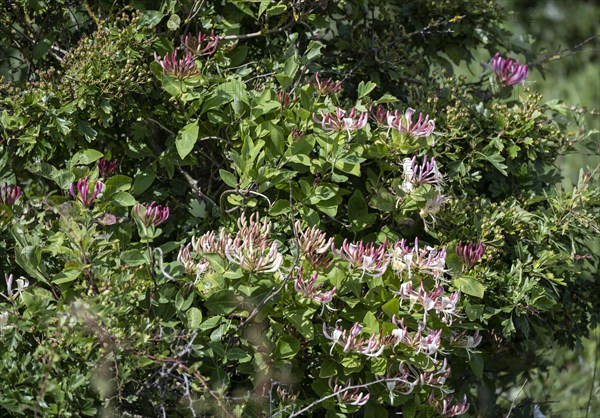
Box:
133 201 170 227
192 228 231 258
369 104 388 127
490 52 528 86
154 50 199 78
294 268 336 304
70 176 103 206
97 158 119 178
308 72 342 95
295 221 334 268
390 238 447 279
329 378 370 406
451 330 482 359
224 213 283 273
456 241 485 268
398 281 458 325
2 274 29 300
401 155 445 192
178 244 197 274
322 321 385 357
313 107 368 139
181 31 219 56
387 108 435 138
428 392 469 418
332 239 389 277
0 183 21 205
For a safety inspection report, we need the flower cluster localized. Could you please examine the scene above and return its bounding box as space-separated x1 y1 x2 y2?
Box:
329 378 370 406
428 392 470 417
177 244 208 277
133 201 170 228
70 176 103 206
295 221 334 268
192 228 230 258
456 241 486 268
397 281 458 325
294 268 336 304
0 183 21 206
390 238 447 279
332 239 389 277
387 108 435 138
490 52 528 86
386 359 451 399
369 104 388 126
225 213 283 273
181 31 219 56
313 107 368 138
308 72 342 95
323 320 384 357
401 155 444 192
154 50 199 79
97 158 119 178
1 274 29 300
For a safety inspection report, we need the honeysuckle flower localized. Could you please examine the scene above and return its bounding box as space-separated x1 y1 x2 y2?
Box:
295 221 334 268
329 378 370 406
490 52 528 86
177 244 196 274
313 107 368 139
322 320 385 357
332 239 389 277
1 274 29 300
428 392 469 417
225 213 283 273
276 91 297 108
398 281 459 325
294 268 336 304
133 201 170 227
387 108 435 138
390 238 447 279
401 155 445 192
451 330 482 360
369 104 388 127
97 158 119 178
308 72 342 95
417 328 443 357
192 228 231 258
181 31 219 56
0 311 9 338
456 241 486 268
70 176 103 206
154 50 199 78
0 183 21 205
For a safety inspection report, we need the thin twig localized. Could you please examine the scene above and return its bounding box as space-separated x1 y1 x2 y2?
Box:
505 379 528 418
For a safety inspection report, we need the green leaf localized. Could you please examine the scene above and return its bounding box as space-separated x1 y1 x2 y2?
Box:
469 352 484 379
111 192 136 207
176 121 199 159
70 149 103 166
357 81 377 99
140 10 165 28
186 307 203 329
285 307 316 340
120 249 147 266
132 170 156 195
454 276 485 298
477 151 508 176
219 169 238 188
166 13 181 30
78 121 98 141
52 269 81 285
205 289 239 315
382 298 400 318
275 335 301 360
319 359 338 378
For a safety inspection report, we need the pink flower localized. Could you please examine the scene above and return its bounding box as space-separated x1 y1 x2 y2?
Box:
70 176 103 206
369 104 388 127
313 107 368 138
133 201 170 227
332 239 389 277
456 241 486 268
191 228 231 258
308 72 342 95
322 320 385 357
401 155 445 192
490 52 528 86
329 378 370 406
154 50 199 78
97 158 119 178
294 268 336 304
181 31 219 56
295 221 334 268
0 183 21 205
390 238 447 279
387 108 435 138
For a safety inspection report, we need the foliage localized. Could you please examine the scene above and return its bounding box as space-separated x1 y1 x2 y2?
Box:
0 0 598 416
